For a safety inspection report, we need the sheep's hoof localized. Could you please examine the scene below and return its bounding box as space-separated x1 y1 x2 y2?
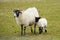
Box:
31 31 33 34
31 30 33 33
21 34 23 36
45 30 47 33
21 33 23 36
34 31 36 34
24 33 26 36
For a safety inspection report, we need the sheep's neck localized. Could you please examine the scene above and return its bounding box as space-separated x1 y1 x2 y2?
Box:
15 14 23 25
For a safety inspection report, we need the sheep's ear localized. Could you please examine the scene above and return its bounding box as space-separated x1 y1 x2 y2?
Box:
13 10 20 13
19 10 22 13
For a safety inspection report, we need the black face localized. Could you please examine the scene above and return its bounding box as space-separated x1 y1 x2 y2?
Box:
13 10 22 17
39 27 43 34
35 17 40 22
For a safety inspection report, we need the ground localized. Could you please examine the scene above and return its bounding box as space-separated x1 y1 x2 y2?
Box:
0 0 60 40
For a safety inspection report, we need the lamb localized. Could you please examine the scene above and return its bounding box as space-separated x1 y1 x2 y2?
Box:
13 7 40 35
37 17 47 34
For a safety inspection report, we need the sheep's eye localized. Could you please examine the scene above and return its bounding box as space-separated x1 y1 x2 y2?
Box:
16 12 19 17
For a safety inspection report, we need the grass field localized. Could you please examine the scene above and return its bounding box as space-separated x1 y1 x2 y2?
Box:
0 0 60 40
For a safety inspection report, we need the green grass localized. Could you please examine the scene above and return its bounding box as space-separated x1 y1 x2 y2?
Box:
0 0 60 40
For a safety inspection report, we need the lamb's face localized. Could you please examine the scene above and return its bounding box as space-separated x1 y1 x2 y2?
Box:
39 27 43 34
13 10 22 17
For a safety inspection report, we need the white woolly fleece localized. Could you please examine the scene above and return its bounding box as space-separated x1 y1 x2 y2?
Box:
37 18 47 27
15 7 39 26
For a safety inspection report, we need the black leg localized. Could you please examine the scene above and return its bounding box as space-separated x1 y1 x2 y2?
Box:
39 27 43 34
44 26 47 33
34 17 40 34
34 23 36 34
24 27 26 35
31 27 33 33
45 29 47 33
21 25 23 35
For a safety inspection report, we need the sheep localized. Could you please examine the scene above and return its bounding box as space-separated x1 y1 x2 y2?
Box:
37 17 47 34
13 7 40 35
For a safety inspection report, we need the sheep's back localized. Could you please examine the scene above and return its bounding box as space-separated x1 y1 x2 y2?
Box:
21 7 39 26
24 7 39 17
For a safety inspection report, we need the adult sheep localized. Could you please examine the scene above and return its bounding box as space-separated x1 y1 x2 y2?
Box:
13 7 40 35
37 17 47 34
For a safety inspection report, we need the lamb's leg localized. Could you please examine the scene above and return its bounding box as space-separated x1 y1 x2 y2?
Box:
31 27 33 33
21 25 23 35
39 27 43 34
44 26 47 33
45 29 47 33
24 27 26 35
